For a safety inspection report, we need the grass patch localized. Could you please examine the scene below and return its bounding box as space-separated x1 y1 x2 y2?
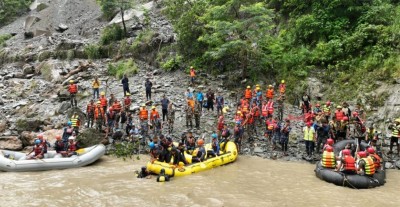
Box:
108 58 139 79
37 62 52 81
84 44 101 60
0 34 12 48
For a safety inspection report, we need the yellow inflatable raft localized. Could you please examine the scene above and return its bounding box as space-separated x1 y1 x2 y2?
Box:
146 141 238 177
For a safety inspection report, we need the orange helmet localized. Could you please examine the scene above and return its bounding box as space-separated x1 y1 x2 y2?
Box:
197 139 204 146
37 134 43 139
55 135 61 140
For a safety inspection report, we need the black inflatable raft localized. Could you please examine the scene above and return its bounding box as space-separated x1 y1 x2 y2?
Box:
315 139 385 189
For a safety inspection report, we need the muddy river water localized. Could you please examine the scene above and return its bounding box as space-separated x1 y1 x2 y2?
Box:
0 156 399 207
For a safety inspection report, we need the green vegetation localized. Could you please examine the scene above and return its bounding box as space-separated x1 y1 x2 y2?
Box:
100 24 124 45
109 142 141 161
97 0 133 35
84 44 102 59
163 0 400 100
108 58 139 78
39 62 52 81
0 34 12 47
0 0 32 27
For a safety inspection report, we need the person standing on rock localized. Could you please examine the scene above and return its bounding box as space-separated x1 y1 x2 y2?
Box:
302 92 311 114
167 102 175 133
216 93 224 117
121 74 130 96
388 118 400 155
303 122 316 158
124 93 132 111
189 66 196 86
206 88 215 113
68 80 78 108
315 120 330 154
145 78 153 101
99 92 108 112
160 95 170 122
86 100 95 128
185 101 194 128
70 112 81 134
196 90 204 114
108 93 115 107
280 119 291 156
92 76 100 99
194 100 201 129
94 101 105 132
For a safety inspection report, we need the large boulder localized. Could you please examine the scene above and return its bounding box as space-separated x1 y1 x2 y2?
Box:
0 136 23 150
15 118 45 132
0 120 7 133
20 131 36 146
76 128 105 148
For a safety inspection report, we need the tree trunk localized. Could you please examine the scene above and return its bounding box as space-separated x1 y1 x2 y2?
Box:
120 7 127 37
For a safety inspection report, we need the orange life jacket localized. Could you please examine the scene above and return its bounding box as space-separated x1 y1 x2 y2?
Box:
68 84 77 94
94 106 104 119
190 69 195 77
266 120 275 130
244 89 252 99
321 151 335 168
139 108 148 120
87 103 95 114
112 102 122 112
150 110 160 120
99 97 107 107
279 83 286 94
188 99 195 110
266 89 274 99
242 103 249 113
343 155 356 172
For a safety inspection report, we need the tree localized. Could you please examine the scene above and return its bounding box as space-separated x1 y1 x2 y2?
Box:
97 0 132 37
0 0 32 27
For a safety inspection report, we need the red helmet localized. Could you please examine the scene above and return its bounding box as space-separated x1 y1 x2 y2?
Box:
306 122 312 127
367 147 375 154
37 134 43 139
197 139 204 146
327 138 334 145
325 146 333 152
315 103 320 107
342 116 349 121
326 101 331 106
352 112 358 117
342 149 351 155
55 135 61 140
357 151 367 158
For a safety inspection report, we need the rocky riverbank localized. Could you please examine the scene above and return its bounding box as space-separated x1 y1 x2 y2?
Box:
1 0 400 170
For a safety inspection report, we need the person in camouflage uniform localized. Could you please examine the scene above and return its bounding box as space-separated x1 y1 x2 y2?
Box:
167 102 175 133
194 100 201 129
185 103 193 128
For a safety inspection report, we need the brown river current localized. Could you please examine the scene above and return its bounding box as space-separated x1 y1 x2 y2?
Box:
0 156 399 207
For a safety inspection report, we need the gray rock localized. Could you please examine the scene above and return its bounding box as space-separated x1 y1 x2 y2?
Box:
241 79 247 84
385 162 394 169
253 147 264 153
217 75 227 80
57 101 71 114
0 120 6 133
23 64 35 75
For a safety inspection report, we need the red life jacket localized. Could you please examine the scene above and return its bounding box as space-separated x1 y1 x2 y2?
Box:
370 154 381 169
112 102 122 112
247 114 254 124
217 121 224 131
242 103 249 113
279 84 286 94
267 101 274 113
261 104 268 116
124 97 131 106
94 106 104 119
343 155 356 171
252 106 260 117
266 120 275 130
87 103 95 114
335 110 345 121
34 145 43 156
68 142 77 152
68 84 77 94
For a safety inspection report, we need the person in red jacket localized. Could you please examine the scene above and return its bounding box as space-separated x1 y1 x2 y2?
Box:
124 93 132 111
99 92 108 112
68 80 78 108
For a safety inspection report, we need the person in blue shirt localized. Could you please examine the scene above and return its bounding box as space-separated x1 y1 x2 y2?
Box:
196 91 204 113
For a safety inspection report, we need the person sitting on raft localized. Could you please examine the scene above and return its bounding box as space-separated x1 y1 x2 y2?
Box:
356 151 375 176
367 147 383 171
192 139 206 163
137 166 151 179
63 137 79 157
335 149 356 174
208 133 220 157
321 146 335 169
149 142 161 162
27 139 44 159
54 135 65 153
170 146 188 166
322 138 334 151
157 169 170 182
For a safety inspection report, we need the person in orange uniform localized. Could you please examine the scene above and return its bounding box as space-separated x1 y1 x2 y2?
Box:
321 146 336 169
261 100 268 120
334 105 345 122
94 101 105 131
187 97 195 111
241 98 250 115
244 86 252 101
138 104 149 123
266 85 274 100
189 66 196 86
124 93 132 111
99 92 108 112
86 100 95 128
150 106 160 122
112 99 122 113
68 80 78 108
367 147 382 171
251 102 260 125
335 149 356 174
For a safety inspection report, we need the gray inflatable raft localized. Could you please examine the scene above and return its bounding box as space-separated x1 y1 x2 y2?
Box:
0 144 106 172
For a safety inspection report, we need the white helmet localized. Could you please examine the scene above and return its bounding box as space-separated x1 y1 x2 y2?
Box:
68 136 75 140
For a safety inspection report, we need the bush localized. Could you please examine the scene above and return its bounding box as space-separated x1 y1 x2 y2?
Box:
100 24 124 45
0 34 12 48
161 55 183 71
108 58 139 79
84 44 101 59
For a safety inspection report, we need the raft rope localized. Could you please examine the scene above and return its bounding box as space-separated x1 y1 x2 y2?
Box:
340 172 358 189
